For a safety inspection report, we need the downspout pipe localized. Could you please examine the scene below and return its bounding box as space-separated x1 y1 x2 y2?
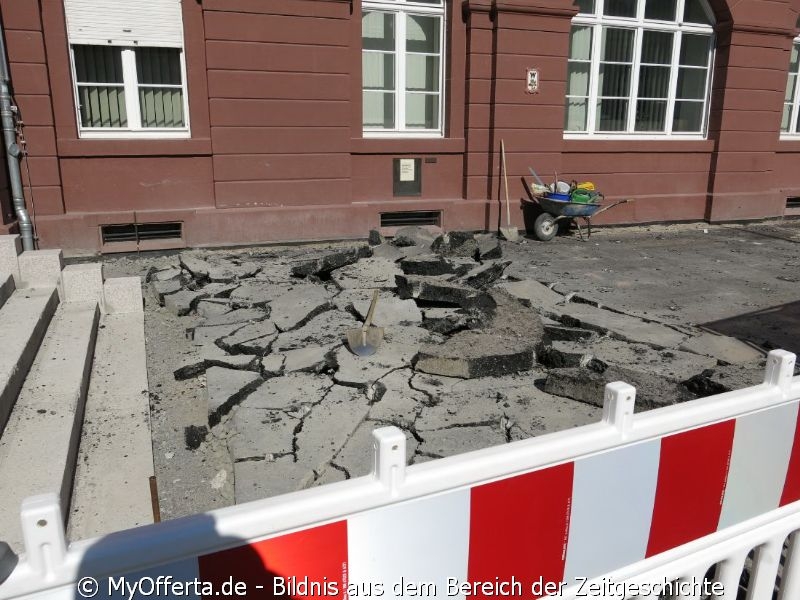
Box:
0 16 34 251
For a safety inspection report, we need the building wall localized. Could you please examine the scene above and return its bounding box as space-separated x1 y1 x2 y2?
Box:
0 0 798 251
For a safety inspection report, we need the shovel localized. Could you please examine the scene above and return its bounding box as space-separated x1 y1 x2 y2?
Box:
346 290 384 356
499 140 520 242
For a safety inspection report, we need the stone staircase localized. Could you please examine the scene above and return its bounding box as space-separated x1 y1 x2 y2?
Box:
0 234 154 554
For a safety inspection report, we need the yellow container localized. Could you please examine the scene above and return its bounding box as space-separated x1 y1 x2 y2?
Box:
576 182 595 191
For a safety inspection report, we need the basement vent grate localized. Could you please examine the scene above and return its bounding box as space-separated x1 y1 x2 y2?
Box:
380 210 441 228
787 197 800 209
102 222 183 244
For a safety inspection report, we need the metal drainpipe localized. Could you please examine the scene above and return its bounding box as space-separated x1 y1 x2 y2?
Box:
0 17 34 251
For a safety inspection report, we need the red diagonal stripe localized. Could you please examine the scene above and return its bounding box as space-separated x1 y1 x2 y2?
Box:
646 421 735 557
468 463 574 599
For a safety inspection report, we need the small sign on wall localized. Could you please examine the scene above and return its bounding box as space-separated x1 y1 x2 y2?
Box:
526 68 539 94
399 158 416 182
393 158 422 196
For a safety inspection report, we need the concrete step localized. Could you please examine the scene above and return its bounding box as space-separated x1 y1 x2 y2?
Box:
0 286 59 435
0 272 14 310
0 301 99 552
68 311 155 542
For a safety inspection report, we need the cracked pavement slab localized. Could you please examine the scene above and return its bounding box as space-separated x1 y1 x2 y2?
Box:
95 222 794 512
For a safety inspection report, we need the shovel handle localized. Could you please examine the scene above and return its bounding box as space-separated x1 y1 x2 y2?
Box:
363 289 379 331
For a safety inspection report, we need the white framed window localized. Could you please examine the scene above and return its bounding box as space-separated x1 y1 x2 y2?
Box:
63 0 189 139
362 0 445 137
782 40 800 137
565 0 715 139
70 45 190 139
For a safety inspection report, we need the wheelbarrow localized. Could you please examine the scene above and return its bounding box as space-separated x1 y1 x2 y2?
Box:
525 193 633 242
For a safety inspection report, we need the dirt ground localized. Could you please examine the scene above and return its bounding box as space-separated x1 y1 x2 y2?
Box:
92 218 800 520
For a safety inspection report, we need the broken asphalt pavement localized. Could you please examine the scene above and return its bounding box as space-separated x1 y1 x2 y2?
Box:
94 219 800 519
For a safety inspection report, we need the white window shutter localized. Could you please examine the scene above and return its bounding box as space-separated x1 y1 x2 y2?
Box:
64 0 184 47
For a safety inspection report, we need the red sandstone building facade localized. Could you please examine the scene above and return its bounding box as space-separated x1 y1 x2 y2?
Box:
0 0 798 252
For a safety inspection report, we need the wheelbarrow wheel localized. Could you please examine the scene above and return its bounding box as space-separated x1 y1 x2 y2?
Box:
533 213 557 241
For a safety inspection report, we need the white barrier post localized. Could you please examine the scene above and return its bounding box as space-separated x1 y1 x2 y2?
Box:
779 530 800 600
747 537 783 600
372 427 406 497
763 350 796 395
712 552 747 600
19 494 66 581
602 381 636 440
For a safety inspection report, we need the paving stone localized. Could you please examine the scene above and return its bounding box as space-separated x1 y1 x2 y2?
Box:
578 338 717 379
281 344 338 373
431 231 478 258
179 254 214 279
351 295 422 326
229 281 293 305
311 465 348 487
416 330 536 378
368 230 385 246
234 456 313 503
543 365 697 411
415 290 544 379
395 275 493 309
201 308 266 327
189 323 244 348
295 385 370 474
173 346 259 380
260 353 285 376
414 371 600 439
475 234 502 260
421 308 468 335
150 267 182 282
217 320 278 354
497 279 565 317
418 425 506 459
291 245 372 277
273 309 359 351
206 367 263 427
368 369 428 427
164 289 209 316
242 372 332 411
150 278 182 305
196 299 232 319
537 341 592 368
229 407 298 462
558 303 687 349
334 326 440 387
371 243 426 261
270 284 334 331
331 421 418 479
330 257 403 291
679 332 764 365
392 226 437 248
543 324 598 342
399 255 469 277
199 282 239 298
459 260 511 289
207 261 260 283
682 362 767 398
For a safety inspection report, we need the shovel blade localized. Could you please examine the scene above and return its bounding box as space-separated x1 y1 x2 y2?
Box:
346 326 384 356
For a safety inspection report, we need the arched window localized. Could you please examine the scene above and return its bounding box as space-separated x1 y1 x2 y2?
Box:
565 0 715 137
782 38 800 136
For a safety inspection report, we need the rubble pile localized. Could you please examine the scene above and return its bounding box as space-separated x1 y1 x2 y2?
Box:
147 226 766 503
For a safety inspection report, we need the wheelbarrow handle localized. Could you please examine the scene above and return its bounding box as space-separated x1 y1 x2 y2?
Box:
592 197 633 217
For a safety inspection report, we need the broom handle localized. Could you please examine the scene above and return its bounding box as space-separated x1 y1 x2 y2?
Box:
501 140 511 228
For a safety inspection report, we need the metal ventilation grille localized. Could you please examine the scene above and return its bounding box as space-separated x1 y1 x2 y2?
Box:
787 197 800 209
380 210 441 227
101 222 182 244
